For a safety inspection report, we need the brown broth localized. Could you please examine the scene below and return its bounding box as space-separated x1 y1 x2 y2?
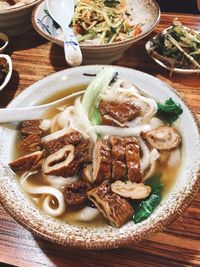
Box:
40 84 86 119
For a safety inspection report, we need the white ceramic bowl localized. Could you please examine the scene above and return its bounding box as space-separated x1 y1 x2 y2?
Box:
0 0 42 36
0 54 12 91
0 65 199 249
0 32 9 53
32 0 160 64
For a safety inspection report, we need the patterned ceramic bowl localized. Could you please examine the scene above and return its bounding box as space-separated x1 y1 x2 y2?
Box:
0 0 42 36
32 0 160 64
0 65 199 249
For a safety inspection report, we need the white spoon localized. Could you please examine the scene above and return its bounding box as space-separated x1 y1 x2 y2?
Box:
0 90 84 123
47 0 82 67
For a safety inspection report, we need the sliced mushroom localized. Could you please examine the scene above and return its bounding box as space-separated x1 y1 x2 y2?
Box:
81 164 93 183
43 145 76 177
125 137 143 183
143 126 182 151
19 133 42 153
109 136 127 180
64 180 92 208
111 180 151 199
92 139 112 184
101 114 125 128
43 130 83 154
87 180 134 228
43 139 93 178
19 120 42 137
99 100 140 123
9 150 45 173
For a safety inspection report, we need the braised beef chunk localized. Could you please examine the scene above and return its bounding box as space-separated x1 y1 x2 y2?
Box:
101 114 125 127
81 164 93 183
43 139 93 177
9 150 45 173
19 133 42 153
75 139 93 167
44 130 83 154
125 137 143 182
19 120 42 137
92 139 112 184
87 180 134 228
99 100 140 124
18 120 43 153
109 136 127 180
64 180 92 208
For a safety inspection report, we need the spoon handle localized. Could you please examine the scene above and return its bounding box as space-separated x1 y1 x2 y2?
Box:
0 90 85 123
63 28 82 67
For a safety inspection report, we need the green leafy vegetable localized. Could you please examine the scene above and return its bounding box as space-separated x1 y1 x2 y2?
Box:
104 0 120 7
150 19 200 70
157 98 183 124
91 104 102 125
133 175 163 223
82 67 116 124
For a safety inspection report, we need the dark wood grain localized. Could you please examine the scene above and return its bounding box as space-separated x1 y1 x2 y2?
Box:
0 13 200 267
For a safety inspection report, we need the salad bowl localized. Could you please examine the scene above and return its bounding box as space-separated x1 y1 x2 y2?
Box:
0 65 199 249
32 0 160 64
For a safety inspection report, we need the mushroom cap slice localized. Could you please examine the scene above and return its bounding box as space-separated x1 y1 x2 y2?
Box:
111 180 151 199
9 150 45 173
143 126 182 151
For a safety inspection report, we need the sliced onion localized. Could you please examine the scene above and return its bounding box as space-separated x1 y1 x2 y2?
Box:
40 119 52 132
72 206 100 221
87 124 151 137
138 137 151 172
149 117 164 129
44 174 79 189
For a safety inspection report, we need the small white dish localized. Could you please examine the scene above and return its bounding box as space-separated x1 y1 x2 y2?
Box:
0 54 12 91
146 27 200 74
0 32 9 53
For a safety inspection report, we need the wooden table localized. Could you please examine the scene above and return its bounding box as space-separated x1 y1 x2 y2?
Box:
0 12 200 267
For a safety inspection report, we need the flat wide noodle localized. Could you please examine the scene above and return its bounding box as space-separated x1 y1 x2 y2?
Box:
20 172 66 217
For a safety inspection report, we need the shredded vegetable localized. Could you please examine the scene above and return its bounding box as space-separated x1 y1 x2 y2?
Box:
150 19 200 70
72 0 142 44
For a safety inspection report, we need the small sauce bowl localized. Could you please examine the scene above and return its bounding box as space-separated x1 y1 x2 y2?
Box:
0 54 12 91
0 32 9 53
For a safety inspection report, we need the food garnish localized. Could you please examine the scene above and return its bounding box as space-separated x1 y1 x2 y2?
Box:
149 19 200 70
72 0 142 44
157 98 183 124
134 175 163 223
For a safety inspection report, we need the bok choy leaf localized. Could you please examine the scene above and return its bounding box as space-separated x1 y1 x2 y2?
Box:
82 67 116 124
133 175 163 223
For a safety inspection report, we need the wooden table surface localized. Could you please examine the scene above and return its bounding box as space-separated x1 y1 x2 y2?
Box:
0 12 200 267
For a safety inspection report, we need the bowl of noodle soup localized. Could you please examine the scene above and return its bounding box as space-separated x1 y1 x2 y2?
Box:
0 65 199 248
